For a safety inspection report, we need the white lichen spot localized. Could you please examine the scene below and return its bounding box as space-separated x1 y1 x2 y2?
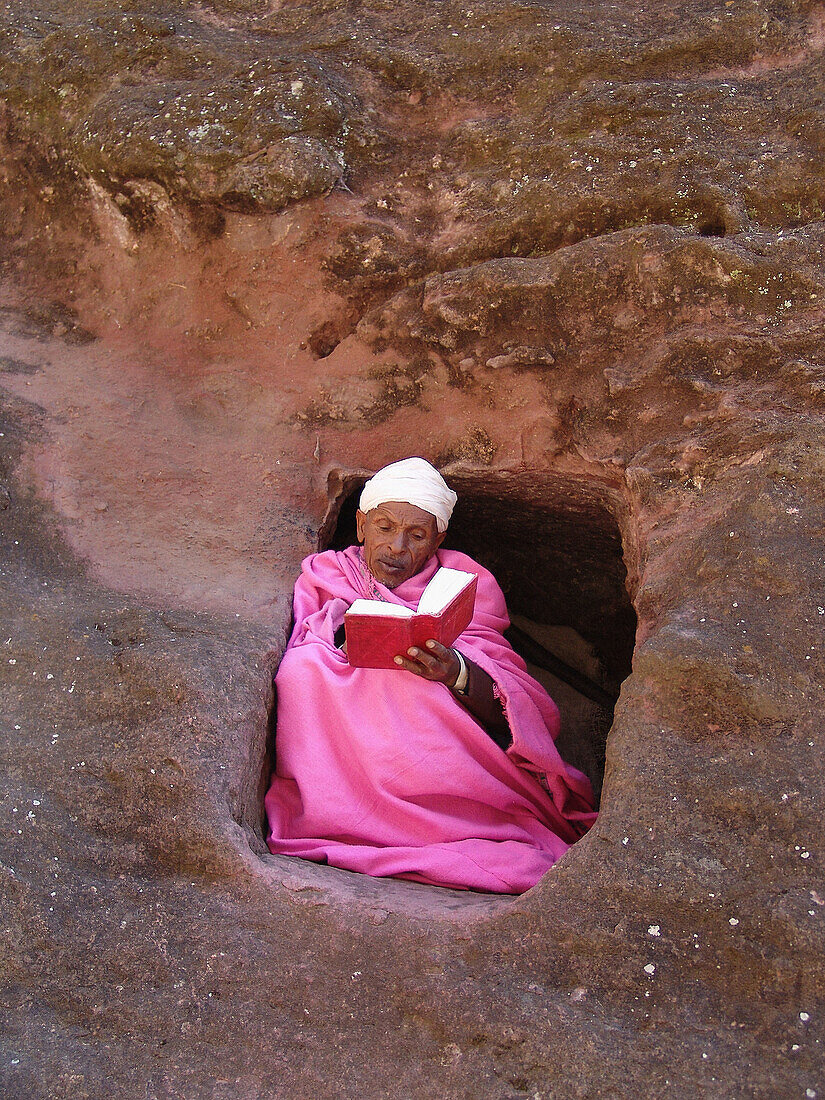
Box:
729 918 739 926
647 925 661 937
800 1012 811 1022
644 963 656 975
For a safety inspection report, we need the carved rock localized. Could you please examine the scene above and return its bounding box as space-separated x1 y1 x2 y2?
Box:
1 1 824 1096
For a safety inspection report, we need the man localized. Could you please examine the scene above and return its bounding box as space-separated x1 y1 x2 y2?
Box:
265 458 597 894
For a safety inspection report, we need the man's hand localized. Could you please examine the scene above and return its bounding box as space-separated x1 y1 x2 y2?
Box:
393 639 460 687
395 639 511 746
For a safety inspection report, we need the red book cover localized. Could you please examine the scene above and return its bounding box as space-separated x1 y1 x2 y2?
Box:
345 570 478 669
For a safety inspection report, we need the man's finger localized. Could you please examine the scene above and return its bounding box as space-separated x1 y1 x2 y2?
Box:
393 654 420 672
406 645 441 671
424 639 453 661
393 652 434 675
393 648 447 679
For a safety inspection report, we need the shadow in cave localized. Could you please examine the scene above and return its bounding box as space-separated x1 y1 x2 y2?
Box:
320 468 638 803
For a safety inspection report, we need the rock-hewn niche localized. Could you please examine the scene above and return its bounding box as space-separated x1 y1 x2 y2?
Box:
254 466 638 910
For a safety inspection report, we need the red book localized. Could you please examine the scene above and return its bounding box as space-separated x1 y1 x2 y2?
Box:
345 568 478 669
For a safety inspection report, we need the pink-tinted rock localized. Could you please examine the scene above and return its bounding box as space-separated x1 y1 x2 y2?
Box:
1 0 824 1096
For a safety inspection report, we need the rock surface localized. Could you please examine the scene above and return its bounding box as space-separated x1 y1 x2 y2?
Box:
1 0 824 1096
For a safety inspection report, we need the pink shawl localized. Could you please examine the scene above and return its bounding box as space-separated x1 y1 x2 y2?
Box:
265 546 597 894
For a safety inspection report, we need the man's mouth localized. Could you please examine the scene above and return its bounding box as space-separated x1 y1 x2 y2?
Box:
377 558 407 574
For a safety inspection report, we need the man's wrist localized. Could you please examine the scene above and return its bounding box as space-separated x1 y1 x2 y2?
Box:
451 649 469 695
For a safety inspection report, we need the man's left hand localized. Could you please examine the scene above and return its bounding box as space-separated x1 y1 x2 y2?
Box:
394 639 460 687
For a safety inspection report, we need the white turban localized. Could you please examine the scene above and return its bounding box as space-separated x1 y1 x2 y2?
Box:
359 458 458 533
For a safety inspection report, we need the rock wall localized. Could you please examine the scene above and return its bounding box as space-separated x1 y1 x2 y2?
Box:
1 1 824 1096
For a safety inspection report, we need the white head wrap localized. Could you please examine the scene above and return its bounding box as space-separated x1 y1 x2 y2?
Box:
359 457 458 533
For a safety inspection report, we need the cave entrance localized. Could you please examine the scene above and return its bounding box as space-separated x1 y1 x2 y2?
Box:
321 468 638 801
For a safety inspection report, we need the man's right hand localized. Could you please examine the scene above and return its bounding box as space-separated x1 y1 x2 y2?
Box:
393 639 461 686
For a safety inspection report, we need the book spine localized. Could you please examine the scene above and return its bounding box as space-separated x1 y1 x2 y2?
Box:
409 614 442 649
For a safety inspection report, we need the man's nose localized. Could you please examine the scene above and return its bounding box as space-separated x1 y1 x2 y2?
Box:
390 531 407 554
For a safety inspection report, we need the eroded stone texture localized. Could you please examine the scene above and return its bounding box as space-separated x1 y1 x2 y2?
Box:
1 0 824 1097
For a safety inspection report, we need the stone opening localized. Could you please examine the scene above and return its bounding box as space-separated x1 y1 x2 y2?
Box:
254 467 637 912
321 467 638 801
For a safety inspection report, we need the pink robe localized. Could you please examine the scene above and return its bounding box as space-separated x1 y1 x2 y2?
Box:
265 547 597 894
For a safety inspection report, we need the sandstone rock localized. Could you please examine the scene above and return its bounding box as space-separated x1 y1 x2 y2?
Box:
1 0 824 1097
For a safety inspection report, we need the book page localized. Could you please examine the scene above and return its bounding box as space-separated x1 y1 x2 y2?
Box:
417 568 475 615
347 599 415 618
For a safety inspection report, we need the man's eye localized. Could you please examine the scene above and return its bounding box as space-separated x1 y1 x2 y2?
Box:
376 523 391 532
411 532 426 541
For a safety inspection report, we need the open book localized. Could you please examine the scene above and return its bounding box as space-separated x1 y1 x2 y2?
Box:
345 567 478 669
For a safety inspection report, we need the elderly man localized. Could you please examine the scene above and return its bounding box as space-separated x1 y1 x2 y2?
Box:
265 458 596 894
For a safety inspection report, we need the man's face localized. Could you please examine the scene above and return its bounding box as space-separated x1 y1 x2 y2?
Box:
356 501 446 589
